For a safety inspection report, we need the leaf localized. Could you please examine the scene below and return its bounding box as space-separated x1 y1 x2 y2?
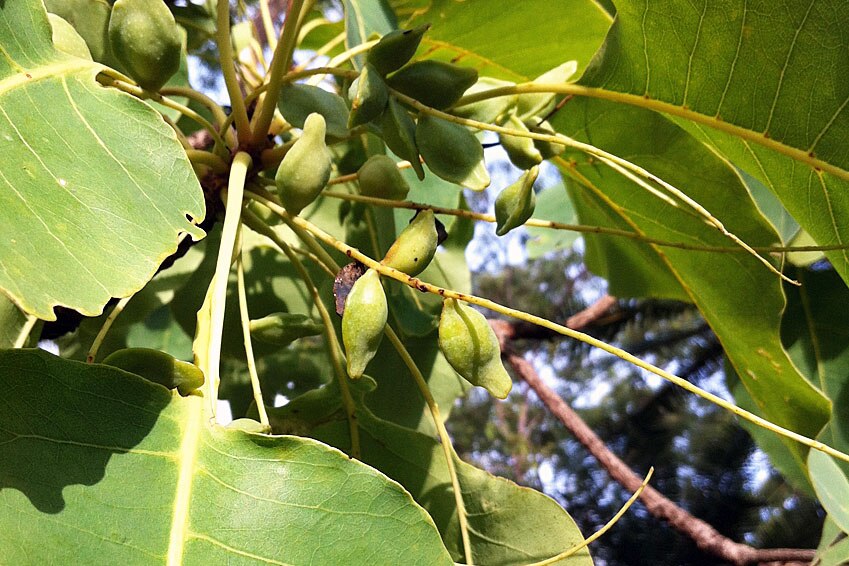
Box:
390 0 611 80
342 0 397 68
552 98 830 463
0 0 204 320
815 517 849 566
0 348 453 565
276 381 592 565
578 0 849 284
278 83 350 139
0 294 29 348
810 450 849 534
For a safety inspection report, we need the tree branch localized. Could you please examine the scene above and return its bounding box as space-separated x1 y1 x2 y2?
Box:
490 322 815 566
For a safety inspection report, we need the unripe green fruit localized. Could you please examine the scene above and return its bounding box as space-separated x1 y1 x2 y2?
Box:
367 24 430 76
348 64 389 128
108 0 181 91
438 299 512 399
357 155 410 200
415 114 489 191
249 313 323 346
342 269 388 379
379 98 424 180
387 60 478 109
102 348 204 396
275 113 333 215
529 117 565 160
381 210 439 276
499 114 542 170
495 166 539 236
49 13 93 60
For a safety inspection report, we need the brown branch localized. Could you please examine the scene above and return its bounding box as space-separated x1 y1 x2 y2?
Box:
566 294 617 330
490 322 815 566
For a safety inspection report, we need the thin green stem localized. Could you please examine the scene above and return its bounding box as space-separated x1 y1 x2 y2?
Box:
160 86 235 148
13 314 38 349
86 296 132 362
527 468 653 566
186 150 229 174
206 152 252 417
306 39 378 85
236 254 270 428
384 326 474 565
217 0 252 144
242 211 360 458
455 83 849 184
293 31 346 73
258 0 277 51
251 0 307 146
247 192 849 465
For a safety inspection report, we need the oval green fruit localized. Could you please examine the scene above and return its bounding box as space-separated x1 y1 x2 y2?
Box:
49 13 93 59
367 24 430 76
102 348 204 396
108 0 181 91
348 64 389 128
379 98 424 180
415 114 489 191
275 112 333 215
342 269 388 379
249 313 324 346
381 209 438 276
438 299 512 399
495 166 539 236
357 155 410 200
388 60 478 110
499 114 542 170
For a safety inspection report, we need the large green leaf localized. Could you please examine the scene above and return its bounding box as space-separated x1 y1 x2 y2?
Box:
0 0 204 320
0 349 452 564
272 380 592 565
579 0 849 283
552 98 830 464
390 0 612 80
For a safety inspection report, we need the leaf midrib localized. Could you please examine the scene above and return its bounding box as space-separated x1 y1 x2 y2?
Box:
0 58 96 97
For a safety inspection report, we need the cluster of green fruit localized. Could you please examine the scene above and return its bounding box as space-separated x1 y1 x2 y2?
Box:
48 0 181 91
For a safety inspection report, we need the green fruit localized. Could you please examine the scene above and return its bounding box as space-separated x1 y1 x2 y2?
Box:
499 114 542 170
48 13 93 59
415 114 489 191
452 77 517 123
357 155 410 200
387 60 478 109
438 299 512 399
102 348 204 396
515 61 578 120
528 117 565 159
275 113 333 215
367 24 430 76
495 166 539 236
348 64 389 128
249 313 323 346
278 83 350 139
45 0 115 66
108 0 181 91
379 98 424 180
381 209 439 276
342 269 388 379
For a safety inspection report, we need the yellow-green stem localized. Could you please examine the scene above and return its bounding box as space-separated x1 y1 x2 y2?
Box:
160 86 232 142
217 0 252 144
247 192 849 465
86 296 132 362
186 150 229 174
13 315 39 349
236 254 270 428
384 326 474 565
259 0 277 51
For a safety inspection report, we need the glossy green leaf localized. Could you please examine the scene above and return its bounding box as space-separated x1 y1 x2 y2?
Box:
552 98 830 463
0 348 453 565
810 450 849 534
0 0 204 320
390 0 611 80
578 0 849 284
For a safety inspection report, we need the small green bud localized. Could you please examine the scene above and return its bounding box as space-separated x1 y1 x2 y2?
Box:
415 114 489 190
357 155 410 200
438 299 512 399
348 64 389 128
102 348 204 396
495 166 539 236
108 0 182 91
379 98 424 180
499 114 542 170
342 269 388 379
249 313 324 346
49 13 93 59
387 60 478 109
381 210 439 276
275 113 333 215
367 24 431 76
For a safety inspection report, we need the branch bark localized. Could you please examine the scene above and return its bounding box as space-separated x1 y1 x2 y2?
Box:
490 322 815 566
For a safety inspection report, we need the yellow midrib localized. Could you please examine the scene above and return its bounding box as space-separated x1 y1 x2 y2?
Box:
166 395 203 565
0 58 95 97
